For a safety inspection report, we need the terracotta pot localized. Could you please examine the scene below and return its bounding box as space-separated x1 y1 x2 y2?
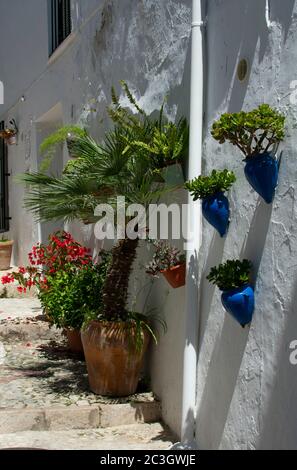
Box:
81 321 149 396
0 241 13 270
161 263 186 288
65 328 84 355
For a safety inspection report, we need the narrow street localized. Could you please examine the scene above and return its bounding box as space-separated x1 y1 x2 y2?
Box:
0 298 174 450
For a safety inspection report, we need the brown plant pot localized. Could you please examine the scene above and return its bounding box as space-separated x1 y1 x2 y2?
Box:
161 263 186 288
0 241 13 270
81 321 150 397
65 328 84 356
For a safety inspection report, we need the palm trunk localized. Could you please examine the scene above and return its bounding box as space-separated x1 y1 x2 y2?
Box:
102 237 139 320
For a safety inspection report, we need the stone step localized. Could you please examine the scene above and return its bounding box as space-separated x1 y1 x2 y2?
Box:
0 298 162 437
0 402 161 434
0 298 57 343
0 423 174 450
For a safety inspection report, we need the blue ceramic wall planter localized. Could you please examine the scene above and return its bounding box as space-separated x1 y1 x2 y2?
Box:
244 152 279 204
221 284 255 327
202 192 230 237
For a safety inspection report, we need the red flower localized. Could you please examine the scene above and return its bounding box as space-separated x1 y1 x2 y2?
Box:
1 275 14 285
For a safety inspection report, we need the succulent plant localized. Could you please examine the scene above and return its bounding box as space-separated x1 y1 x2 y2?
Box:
146 240 186 277
185 169 236 200
211 104 285 159
207 259 252 291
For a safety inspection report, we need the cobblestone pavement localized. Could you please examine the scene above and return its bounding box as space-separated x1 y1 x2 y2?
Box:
0 301 154 409
0 299 175 450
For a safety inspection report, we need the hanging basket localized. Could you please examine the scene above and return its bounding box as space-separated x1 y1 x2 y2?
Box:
221 284 255 327
202 192 230 237
244 152 279 204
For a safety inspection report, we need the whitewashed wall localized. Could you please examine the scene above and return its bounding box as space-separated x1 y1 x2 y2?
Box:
2 0 297 449
0 0 191 437
196 0 297 450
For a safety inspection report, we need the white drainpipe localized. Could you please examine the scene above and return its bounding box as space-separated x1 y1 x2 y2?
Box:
171 0 205 450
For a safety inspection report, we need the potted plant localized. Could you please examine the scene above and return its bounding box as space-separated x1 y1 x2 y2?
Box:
1 231 95 354
146 240 186 288
109 81 189 186
0 236 14 270
19 83 177 397
211 104 285 203
38 125 87 172
149 118 189 185
39 253 111 355
207 259 254 327
185 169 236 237
0 119 18 145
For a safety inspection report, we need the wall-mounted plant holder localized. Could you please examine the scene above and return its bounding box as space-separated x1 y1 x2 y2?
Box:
0 119 18 145
185 169 235 238
211 104 285 204
161 262 186 288
221 284 255 327
244 152 279 204
202 192 230 237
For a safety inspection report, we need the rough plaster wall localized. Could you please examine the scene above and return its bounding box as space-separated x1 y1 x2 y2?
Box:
196 0 297 450
0 0 191 436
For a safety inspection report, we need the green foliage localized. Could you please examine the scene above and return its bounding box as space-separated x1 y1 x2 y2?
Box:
108 81 189 169
207 259 252 291
211 104 285 158
146 240 186 277
39 125 87 172
40 251 111 330
18 82 188 328
185 169 236 200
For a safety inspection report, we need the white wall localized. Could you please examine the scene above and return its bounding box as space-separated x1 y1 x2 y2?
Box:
3 0 297 449
195 0 297 450
0 0 192 437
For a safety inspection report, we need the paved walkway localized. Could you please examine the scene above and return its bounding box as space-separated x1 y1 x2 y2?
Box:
0 298 174 450
0 424 173 450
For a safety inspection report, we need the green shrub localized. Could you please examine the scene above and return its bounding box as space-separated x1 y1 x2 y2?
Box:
108 81 189 169
185 169 236 200
211 104 285 159
39 125 87 172
207 259 252 291
40 252 111 330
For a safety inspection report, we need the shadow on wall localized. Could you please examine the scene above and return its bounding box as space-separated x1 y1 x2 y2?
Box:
198 230 226 350
259 274 297 449
196 315 250 449
206 0 294 116
195 196 273 449
240 197 273 282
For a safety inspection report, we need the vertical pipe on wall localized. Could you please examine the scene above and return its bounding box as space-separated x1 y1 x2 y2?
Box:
181 0 204 447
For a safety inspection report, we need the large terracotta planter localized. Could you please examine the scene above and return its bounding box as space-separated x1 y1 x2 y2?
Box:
161 263 186 288
65 328 84 356
0 241 13 270
81 321 149 396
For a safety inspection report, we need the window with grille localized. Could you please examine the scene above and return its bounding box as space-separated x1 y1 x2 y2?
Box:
49 0 72 56
0 122 9 233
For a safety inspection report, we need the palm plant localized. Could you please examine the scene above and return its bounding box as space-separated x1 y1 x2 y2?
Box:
19 83 189 322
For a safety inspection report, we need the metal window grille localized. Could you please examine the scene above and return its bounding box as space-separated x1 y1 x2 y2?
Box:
0 122 9 232
49 0 72 55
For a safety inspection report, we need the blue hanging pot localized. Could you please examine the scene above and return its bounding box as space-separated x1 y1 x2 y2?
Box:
221 284 255 327
202 192 230 237
244 152 278 204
